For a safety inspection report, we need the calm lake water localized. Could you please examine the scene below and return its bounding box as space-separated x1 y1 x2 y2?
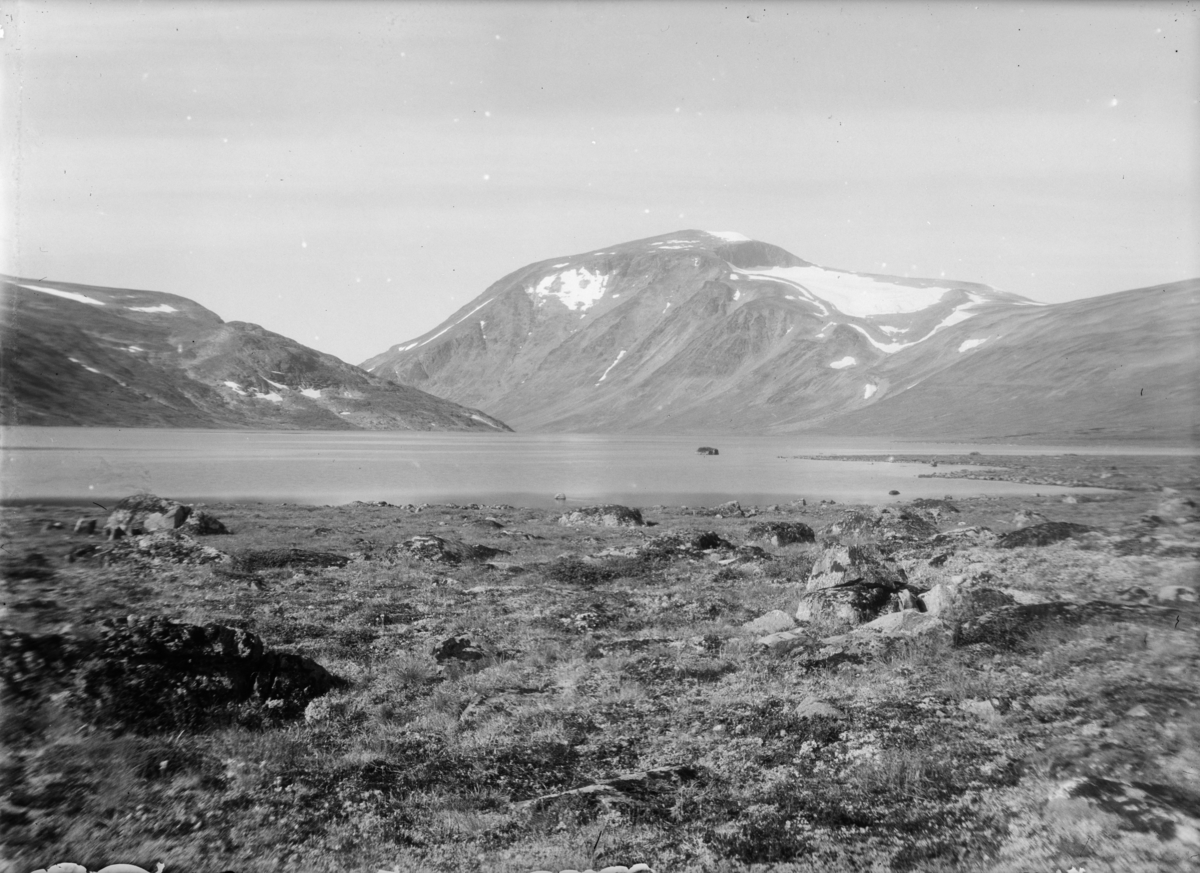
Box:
0 427 1181 508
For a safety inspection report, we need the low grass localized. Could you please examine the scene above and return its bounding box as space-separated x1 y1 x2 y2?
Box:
2 455 1199 872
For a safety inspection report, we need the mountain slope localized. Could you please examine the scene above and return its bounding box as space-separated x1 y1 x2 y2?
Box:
0 276 511 432
363 230 1195 440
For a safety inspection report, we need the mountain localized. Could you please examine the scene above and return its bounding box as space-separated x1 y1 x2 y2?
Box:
362 229 1198 441
0 275 511 432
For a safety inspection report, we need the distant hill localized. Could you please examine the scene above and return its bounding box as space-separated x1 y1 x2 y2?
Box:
362 230 1199 442
0 275 511 432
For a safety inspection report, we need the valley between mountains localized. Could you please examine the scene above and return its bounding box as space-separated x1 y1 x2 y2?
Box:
3 230 1196 441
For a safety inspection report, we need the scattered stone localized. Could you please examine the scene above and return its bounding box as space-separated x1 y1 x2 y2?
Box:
696 446 720 455
515 765 701 809
1156 585 1198 603
756 628 809 654
135 530 229 565
744 521 815 547
433 636 489 663
389 534 509 565
996 521 1091 548
559 504 646 528
793 695 846 720
742 609 795 634
858 609 943 636
1049 776 1200 849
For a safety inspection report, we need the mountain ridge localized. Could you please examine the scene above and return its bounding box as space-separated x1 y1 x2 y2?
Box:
362 230 1198 442
0 275 512 432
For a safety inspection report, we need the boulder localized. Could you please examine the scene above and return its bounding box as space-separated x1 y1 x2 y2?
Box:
805 544 907 593
389 534 509 565
135 530 228 565
919 580 1016 619
745 521 815 548
996 522 1091 548
858 609 943 636
909 498 959 519
823 507 937 542
696 446 720 455
742 609 796 635
796 584 894 626
433 636 489 663
756 628 809 654
558 504 646 528
143 503 192 532
793 695 846 720
72 517 97 535
102 493 226 539
1049 776 1200 850
1012 509 1049 527
183 510 229 535
1 617 342 732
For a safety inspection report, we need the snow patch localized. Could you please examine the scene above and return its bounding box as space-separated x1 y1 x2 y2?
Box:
847 298 983 354
125 346 144 353
829 356 857 369
68 357 102 374
256 392 284 403
597 349 627 384
662 302 672 313
417 297 497 347
739 266 952 317
470 414 504 430
706 231 750 242
265 378 288 391
300 387 323 399
21 284 105 306
958 338 989 352
223 381 247 395
879 325 906 335
129 304 178 313
864 383 878 400
530 267 609 311
733 290 741 302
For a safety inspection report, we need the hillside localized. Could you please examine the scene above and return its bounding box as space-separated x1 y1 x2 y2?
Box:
0 275 511 432
362 231 1198 442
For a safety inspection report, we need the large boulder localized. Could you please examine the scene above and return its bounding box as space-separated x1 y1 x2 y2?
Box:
558 504 646 528
920 579 1016 619
797 544 917 630
388 534 509 565
823 506 937 542
805 544 908 592
103 493 227 539
745 521 815 548
0 617 342 732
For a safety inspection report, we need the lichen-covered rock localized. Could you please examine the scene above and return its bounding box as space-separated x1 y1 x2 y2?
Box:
1 618 342 732
388 534 508 565
633 530 734 559
745 521 815 547
805 544 907 593
135 530 228 565
920 581 1016 619
558 504 646 528
823 506 938 542
796 584 894 626
102 493 227 540
1049 776 1200 850
184 510 229 535
996 521 1091 548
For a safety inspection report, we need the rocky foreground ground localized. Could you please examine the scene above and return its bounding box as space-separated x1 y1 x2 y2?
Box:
2 454 1199 873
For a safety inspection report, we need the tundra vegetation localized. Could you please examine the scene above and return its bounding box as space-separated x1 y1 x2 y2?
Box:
2 453 1198 873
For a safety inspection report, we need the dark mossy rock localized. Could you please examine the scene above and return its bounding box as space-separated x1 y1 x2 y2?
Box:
697 446 720 455
230 547 351 572
388 534 509 565
996 521 1091 548
558 504 645 528
1 618 342 732
746 521 815 547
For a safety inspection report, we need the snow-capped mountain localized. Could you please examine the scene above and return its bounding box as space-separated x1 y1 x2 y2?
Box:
363 230 1197 441
0 275 511 432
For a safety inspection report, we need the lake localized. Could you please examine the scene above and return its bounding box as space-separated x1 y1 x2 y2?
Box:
0 427 1176 508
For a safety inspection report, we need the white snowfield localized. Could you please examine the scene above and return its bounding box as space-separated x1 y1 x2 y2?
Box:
597 349 627 384
300 387 323 399
129 303 178 313
846 295 986 355
739 265 952 317
706 231 751 242
958 337 990 352
530 267 609 311
21 284 105 306
469 413 504 429
829 356 857 369
223 381 248 395
256 391 283 403
864 383 878 399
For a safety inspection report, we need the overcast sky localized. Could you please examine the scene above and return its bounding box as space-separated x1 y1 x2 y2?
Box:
3 1 1197 364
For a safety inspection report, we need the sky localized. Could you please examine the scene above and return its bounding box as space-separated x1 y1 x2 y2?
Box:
2 0 1197 364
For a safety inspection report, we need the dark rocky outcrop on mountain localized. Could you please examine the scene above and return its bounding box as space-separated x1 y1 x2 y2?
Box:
0 274 512 431
362 230 1198 441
